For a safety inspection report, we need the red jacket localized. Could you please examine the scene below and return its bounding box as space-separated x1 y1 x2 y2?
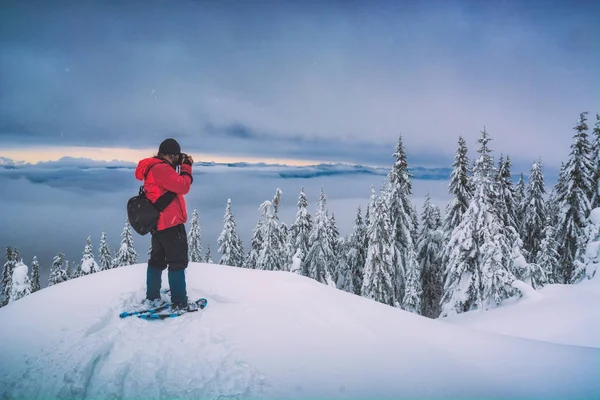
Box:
134 157 193 231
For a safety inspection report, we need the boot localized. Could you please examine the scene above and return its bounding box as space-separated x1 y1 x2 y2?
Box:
168 269 188 308
146 265 163 301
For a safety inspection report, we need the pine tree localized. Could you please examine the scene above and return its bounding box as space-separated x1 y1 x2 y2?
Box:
590 114 600 209
441 189 486 316
328 212 340 284
476 127 495 187
572 210 600 281
520 159 547 262
441 128 517 316
10 258 32 302
48 252 68 286
443 137 473 238
65 260 73 279
546 163 566 227
273 190 287 269
402 247 422 314
494 155 518 232
365 186 375 226
205 246 214 263
256 189 285 271
492 147 529 284
418 194 445 318
441 136 473 289
80 235 100 275
111 248 119 269
514 172 527 227
217 199 244 267
480 209 516 307
98 230 112 271
305 187 336 285
361 191 396 306
345 206 367 295
288 187 313 276
30 256 41 293
1 247 16 307
280 222 294 271
555 112 595 283
535 220 560 284
576 113 596 201
115 221 137 267
244 219 263 269
335 235 352 292
188 209 203 262
516 250 548 291
386 135 419 303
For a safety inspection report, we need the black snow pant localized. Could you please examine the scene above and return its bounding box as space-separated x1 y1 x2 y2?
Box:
147 223 189 305
148 223 189 271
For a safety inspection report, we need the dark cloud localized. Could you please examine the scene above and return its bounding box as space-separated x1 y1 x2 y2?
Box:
0 120 38 137
206 123 260 140
1 0 598 169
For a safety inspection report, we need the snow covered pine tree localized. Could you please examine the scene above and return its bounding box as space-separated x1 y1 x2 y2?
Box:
188 209 203 263
217 199 244 267
114 221 137 267
441 128 517 316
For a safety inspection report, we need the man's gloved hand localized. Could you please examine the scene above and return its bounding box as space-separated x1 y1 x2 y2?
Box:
182 155 194 166
179 154 193 184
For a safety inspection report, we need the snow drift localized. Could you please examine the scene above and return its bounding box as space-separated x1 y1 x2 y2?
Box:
444 275 600 348
0 262 598 399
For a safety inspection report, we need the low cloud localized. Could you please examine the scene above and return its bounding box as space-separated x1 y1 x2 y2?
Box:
0 156 457 286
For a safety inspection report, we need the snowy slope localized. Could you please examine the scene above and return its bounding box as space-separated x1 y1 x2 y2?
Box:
0 263 598 399
443 276 600 348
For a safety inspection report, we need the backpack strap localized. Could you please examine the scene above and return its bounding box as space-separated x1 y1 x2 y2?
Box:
153 191 177 212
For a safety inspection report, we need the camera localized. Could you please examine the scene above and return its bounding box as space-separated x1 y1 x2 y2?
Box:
177 153 188 165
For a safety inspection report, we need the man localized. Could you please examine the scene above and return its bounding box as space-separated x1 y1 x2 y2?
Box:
134 138 194 310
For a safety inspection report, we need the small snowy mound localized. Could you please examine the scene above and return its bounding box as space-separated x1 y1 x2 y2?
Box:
0 263 599 399
511 279 544 301
444 267 600 349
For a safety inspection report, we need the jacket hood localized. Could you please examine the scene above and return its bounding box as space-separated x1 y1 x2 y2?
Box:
135 157 166 181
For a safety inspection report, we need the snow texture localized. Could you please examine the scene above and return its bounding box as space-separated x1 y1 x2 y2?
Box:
590 207 600 225
0 262 598 399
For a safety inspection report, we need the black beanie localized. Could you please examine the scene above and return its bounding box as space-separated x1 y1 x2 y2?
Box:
158 138 181 155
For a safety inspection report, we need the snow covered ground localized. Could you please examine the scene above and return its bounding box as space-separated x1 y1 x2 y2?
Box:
0 262 598 399
443 276 600 348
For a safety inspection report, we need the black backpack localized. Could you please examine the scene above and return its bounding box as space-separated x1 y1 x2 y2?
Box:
127 162 177 236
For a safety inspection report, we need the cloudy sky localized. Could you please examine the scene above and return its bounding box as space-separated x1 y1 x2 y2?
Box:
0 0 598 284
1 0 598 169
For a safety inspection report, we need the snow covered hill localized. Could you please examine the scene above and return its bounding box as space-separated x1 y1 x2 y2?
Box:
0 263 598 399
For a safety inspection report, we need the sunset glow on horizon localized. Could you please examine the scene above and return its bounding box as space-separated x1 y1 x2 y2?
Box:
0 146 332 166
